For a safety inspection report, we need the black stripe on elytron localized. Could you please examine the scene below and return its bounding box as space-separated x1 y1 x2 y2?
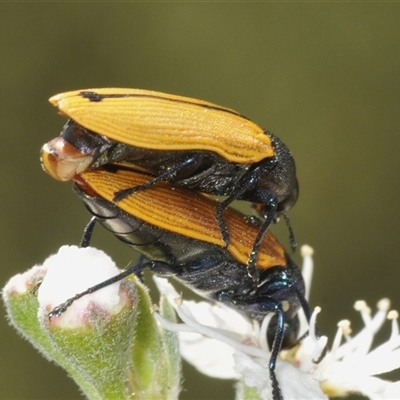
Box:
79 90 251 122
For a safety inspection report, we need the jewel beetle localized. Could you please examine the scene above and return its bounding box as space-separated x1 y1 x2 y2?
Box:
41 88 299 280
51 164 310 400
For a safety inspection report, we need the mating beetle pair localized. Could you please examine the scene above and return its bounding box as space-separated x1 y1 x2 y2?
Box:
48 164 309 400
41 88 298 279
41 88 305 400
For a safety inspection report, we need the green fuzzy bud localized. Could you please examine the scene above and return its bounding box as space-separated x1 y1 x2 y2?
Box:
3 246 181 400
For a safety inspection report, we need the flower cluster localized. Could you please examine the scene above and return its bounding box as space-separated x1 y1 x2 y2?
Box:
154 246 400 400
3 245 400 399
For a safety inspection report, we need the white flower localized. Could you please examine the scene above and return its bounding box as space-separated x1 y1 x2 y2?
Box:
153 276 262 380
12 243 399 399
314 300 400 399
154 246 400 400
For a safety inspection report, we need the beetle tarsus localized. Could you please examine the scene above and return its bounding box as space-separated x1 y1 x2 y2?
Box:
80 216 97 248
48 299 73 319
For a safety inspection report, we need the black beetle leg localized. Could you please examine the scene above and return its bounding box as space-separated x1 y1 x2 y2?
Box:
294 285 312 322
238 296 285 400
269 306 285 400
248 196 278 284
48 258 150 319
113 156 197 202
215 171 260 248
215 196 235 248
80 216 97 248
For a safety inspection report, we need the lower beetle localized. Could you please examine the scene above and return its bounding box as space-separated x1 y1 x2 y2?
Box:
51 165 310 400
41 88 298 280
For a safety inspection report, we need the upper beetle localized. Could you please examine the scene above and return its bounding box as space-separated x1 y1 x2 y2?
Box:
53 164 309 400
41 88 299 279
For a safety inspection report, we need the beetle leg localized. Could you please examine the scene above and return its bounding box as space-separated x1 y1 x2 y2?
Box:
48 258 150 318
248 195 278 284
261 300 284 400
113 156 197 202
269 307 284 400
293 284 311 322
216 183 278 283
215 171 260 248
30 216 98 298
235 296 285 400
80 216 97 248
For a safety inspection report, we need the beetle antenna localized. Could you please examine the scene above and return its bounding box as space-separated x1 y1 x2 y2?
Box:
282 213 297 251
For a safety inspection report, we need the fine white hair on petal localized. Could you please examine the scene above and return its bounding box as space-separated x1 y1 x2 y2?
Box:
37 246 123 326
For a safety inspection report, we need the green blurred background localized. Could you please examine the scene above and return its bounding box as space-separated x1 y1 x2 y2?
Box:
1 3 399 400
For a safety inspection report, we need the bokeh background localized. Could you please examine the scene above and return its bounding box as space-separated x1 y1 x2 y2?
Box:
1 3 400 400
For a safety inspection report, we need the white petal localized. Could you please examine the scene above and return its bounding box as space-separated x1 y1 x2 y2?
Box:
180 331 240 379
154 276 256 379
177 299 254 378
234 352 327 400
379 381 400 399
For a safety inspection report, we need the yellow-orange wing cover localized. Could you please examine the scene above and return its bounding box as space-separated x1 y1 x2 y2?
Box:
50 88 274 164
78 167 286 270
